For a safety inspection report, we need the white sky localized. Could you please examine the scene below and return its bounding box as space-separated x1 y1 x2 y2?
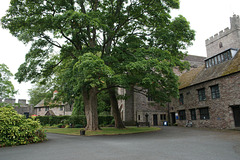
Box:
0 0 240 102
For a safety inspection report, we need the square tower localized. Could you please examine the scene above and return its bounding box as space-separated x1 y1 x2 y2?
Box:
205 15 240 58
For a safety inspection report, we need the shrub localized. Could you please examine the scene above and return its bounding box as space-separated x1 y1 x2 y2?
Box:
0 105 46 147
99 116 114 127
57 123 64 128
36 115 114 128
36 115 71 126
68 115 86 126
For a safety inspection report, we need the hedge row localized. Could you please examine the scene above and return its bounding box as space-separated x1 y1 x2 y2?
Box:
36 115 114 127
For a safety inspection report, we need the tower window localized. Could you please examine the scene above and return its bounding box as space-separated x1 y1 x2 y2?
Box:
219 42 223 48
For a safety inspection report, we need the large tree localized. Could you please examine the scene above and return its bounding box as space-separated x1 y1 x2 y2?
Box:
1 0 194 130
0 64 16 99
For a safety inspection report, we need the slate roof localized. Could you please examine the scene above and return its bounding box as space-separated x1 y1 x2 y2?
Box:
34 99 45 108
179 50 240 89
34 99 64 108
184 55 206 62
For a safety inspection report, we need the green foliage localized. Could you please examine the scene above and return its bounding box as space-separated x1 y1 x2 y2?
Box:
71 96 84 116
28 83 52 106
98 116 115 127
68 115 86 126
36 115 70 126
97 90 111 115
0 104 46 147
74 53 114 89
0 64 17 99
2 0 195 130
37 115 113 127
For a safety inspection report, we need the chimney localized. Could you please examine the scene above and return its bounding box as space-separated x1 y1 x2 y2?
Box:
53 90 58 98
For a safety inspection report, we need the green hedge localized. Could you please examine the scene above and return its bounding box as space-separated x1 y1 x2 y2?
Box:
36 115 70 126
36 115 114 127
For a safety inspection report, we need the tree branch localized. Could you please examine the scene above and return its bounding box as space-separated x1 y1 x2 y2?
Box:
40 34 62 48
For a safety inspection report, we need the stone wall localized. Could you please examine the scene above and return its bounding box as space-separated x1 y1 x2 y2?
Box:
205 15 240 58
120 54 205 126
0 98 35 116
169 72 240 129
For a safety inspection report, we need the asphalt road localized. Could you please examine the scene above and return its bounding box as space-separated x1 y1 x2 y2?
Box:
1 126 240 160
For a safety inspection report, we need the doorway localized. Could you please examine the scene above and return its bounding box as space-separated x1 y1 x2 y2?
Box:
153 114 158 126
232 106 240 127
171 112 176 124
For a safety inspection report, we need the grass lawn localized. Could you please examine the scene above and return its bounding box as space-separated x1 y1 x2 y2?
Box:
45 127 160 136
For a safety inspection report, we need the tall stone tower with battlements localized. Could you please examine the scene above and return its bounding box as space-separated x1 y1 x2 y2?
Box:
205 15 240 58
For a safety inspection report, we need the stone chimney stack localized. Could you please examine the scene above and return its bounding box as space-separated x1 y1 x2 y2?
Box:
53 90 58 99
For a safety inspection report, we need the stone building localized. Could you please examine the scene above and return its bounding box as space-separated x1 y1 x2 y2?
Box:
170 49 240 129
0 98 34 118
205 14 240 58
34 91 72 116
119 15 240 128
169 15 240 129
118 50 205 126
34 99 72 116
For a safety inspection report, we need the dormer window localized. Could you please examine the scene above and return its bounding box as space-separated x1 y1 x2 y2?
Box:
205 48 238 68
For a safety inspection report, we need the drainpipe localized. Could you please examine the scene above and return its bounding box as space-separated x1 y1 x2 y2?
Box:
168 102 170 124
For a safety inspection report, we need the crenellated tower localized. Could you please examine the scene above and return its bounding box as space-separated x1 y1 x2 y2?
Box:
205 15 240 58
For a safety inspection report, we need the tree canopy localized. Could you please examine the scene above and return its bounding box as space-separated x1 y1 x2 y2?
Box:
1 0 195 130
0 64 16 99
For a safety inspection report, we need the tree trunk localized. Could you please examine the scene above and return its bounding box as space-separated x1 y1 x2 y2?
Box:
82 87 100 131
108 87 125 129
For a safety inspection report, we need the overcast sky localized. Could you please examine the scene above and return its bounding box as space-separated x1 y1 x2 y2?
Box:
1 0 240 102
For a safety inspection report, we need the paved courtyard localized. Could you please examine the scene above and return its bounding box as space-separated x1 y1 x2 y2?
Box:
0 126 240 160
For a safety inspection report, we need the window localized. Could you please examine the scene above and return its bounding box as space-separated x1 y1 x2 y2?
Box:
60 107 63 111
147 90 154 101
205 60 209 68
160 114 166 120
213 58 216 65
214 57 218 65
219 42 223 48
227 51 232 60
45 107 49 111
221 54 224 62
38 108 41 111
199 108 210 120
217 55 221 63
148 96 153 101
223 52 228 61
138 115 141 121
179 94 184 105
211 85 220 99
179 110 186 120
206 49 235 69
190 109 196 120
198 88 206 101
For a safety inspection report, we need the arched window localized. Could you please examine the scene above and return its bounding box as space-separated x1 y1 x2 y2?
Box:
219 42 223 48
